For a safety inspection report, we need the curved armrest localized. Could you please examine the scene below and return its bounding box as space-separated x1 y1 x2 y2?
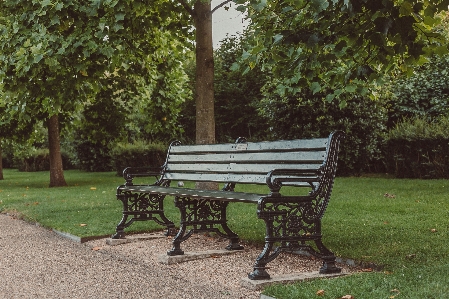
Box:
123 166 164 186
265 167 324 195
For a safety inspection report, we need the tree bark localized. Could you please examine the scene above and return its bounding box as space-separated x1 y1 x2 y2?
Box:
194 0 215 145
0 140 3 180
47 115 67 187
193 1 218 190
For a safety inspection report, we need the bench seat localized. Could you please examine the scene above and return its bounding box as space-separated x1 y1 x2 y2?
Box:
119 185 265 203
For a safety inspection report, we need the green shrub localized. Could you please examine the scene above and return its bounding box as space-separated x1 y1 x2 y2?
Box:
110 140 167 176
383 115 449 178
384 55 449 128
258 93 387 175
73 139 113 172
13 148 75 172
14 148 50 172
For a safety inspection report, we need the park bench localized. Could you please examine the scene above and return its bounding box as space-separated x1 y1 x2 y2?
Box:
112 131 345 280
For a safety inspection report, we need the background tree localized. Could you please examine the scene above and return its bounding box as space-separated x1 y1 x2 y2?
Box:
236 0 449 105
0 0 190 184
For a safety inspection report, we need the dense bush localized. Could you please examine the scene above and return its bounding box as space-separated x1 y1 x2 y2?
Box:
73 140 114 172
258 91 387 175
383 115 449 178
13 148 74 172
384 55 449 128
110 141 167 176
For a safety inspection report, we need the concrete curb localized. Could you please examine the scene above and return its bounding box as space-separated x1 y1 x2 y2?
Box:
158 249 242 264
241 270 349 291
105 233 167 246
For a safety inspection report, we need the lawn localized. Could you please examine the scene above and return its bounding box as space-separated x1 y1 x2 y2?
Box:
0 169 448 298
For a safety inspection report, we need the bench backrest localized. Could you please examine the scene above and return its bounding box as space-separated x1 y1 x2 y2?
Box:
160 131 344 193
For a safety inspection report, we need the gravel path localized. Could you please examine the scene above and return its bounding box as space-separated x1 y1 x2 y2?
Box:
0 213 355 299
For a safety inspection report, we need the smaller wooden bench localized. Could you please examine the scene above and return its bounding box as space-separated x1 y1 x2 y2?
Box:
112 131 345 280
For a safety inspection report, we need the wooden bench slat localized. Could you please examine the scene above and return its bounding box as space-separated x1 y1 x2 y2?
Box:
163 172 318 186
165 163 322 174
167 151 326 164
169 138 328 154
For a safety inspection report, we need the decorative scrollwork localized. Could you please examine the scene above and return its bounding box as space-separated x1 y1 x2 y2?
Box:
112 188 175 239
168 197 243 256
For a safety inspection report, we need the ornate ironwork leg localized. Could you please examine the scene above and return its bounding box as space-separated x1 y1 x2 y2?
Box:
112 187 176 239
248 198 341 280
111 213 128 239
167 197 244 256
167 197 190 255
315 239 341 274
248 204 283 280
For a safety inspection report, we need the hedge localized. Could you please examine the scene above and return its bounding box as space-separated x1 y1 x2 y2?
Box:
110 141 167 176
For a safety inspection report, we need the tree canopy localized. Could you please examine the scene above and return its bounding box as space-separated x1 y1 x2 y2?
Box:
236 0 449 105
0 0 191 184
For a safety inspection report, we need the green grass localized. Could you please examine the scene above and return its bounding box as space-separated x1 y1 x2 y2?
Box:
264 177 449 299
1 169 448 298
0 169 181 237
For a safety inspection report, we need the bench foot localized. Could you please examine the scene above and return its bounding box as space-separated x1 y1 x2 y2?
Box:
111 231 126 239
248 268 271 280
225 242 244 251
319 259 342 274
167 248 184 256
251 198 341 280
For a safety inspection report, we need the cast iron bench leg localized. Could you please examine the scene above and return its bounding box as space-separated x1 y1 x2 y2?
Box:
167 197 243 256
112 190 176 239
315 239 342 274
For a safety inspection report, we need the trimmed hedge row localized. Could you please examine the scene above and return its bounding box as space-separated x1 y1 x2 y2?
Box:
383 115 449 179
110 141 167 176
14 149 74 172
384 139 449 179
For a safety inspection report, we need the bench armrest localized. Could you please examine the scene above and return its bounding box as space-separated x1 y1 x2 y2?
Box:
123 166 164 186
266 168 323 195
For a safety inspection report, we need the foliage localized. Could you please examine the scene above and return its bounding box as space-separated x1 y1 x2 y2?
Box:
235 0 449 105
383 54 449 127
214 35 269 143
110 141 167 176
383 115 449 178
12 148 74 172
258 88 387 175
0 0 192 173
386 114 449 140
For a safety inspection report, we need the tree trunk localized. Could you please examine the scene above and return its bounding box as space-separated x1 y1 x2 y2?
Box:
194 0 215 145
193 1 218 190
47 115 67 187
0 140 3 180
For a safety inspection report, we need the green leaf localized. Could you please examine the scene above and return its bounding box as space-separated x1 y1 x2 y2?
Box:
273 34 283 44
253 0 267 12
34 54 43 63
115 13 125 22
230 62 240 72
311 82 321 94
345 84 357 93
41 0 51 7
311 0 329 12
339 100 347 108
